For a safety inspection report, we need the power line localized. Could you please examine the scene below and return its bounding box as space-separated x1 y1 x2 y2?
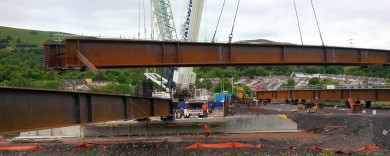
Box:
228 0 241 43
310 0 325 46
211 0 226 43
293 0 303 45
347 36 355 47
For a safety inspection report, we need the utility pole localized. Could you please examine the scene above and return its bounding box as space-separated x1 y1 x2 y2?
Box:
347 35 355 47
231 75 234 94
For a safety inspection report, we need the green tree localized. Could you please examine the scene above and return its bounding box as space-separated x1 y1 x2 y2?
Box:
203 78 212 90
117 73 129 84
213 78 232 93
287 78 296 86
325 66 338 74
222 67 239 78
352 71 365 76
308 77 321 85
30 31 38 35
304 66 323 74
6 35 13 40
92 84 131 94
321 78 335 85
241 66 269 78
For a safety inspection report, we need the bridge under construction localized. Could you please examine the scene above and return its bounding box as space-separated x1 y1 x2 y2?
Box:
43 39 390 74
1 38 389 134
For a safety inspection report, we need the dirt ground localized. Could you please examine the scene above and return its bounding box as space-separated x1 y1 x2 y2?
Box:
1 103 389 156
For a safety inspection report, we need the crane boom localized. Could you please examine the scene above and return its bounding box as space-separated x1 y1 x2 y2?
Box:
180 0 204 42
151 0 177 40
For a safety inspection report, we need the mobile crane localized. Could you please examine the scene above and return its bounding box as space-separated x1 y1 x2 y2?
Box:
147 0 212 118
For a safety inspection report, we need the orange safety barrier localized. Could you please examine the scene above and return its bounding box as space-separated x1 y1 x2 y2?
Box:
308 146 327 151
186 142 266 149
76 142 93 148
352 145 383 153
0 145 46 151
255 144 266 148
333 150 347 154
307 145 383 154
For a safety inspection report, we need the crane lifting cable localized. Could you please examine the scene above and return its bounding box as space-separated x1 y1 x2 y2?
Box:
292 0 304 45
138 0 141 38
310 0 325 46
211 0 226 43
143 0 147 39
228 0 241 43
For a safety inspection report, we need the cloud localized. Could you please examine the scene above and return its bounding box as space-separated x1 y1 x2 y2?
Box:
1 0 389 49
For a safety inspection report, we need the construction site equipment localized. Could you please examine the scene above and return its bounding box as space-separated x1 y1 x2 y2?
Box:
235 86 245 99
235 86 252 103
147 0 206 101
148 0 214 119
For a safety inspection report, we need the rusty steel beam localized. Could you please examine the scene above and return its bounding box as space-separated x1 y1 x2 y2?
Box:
0 87 172 134
257 89 390 101
44 39 390 69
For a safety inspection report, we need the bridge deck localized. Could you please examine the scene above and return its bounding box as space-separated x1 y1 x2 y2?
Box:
257 89 390 101
44 39 390 73
0 87 171 134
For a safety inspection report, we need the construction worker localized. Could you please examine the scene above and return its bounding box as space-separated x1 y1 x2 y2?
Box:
202 102 208 117
204 123 211 138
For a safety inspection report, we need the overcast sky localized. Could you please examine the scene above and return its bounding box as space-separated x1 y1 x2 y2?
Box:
1 0 390 49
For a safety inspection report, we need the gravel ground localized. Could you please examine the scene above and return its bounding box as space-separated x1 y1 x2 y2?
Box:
1 104 389 156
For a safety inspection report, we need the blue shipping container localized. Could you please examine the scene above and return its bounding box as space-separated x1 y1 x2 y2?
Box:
214 93 232 104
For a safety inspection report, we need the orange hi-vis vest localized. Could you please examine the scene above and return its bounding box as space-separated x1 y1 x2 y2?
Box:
202 103 208 111
204 124 210 133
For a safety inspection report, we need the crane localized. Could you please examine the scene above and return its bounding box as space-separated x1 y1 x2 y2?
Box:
150 0 177 40
146 0 205 101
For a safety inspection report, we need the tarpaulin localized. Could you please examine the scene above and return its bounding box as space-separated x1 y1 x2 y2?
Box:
76 142 93 148
352 145 382 153
308 146 347 153
0 145 46 151
308 146 327 151
255 144 265 148
186 142 266 149
307 145 383 154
